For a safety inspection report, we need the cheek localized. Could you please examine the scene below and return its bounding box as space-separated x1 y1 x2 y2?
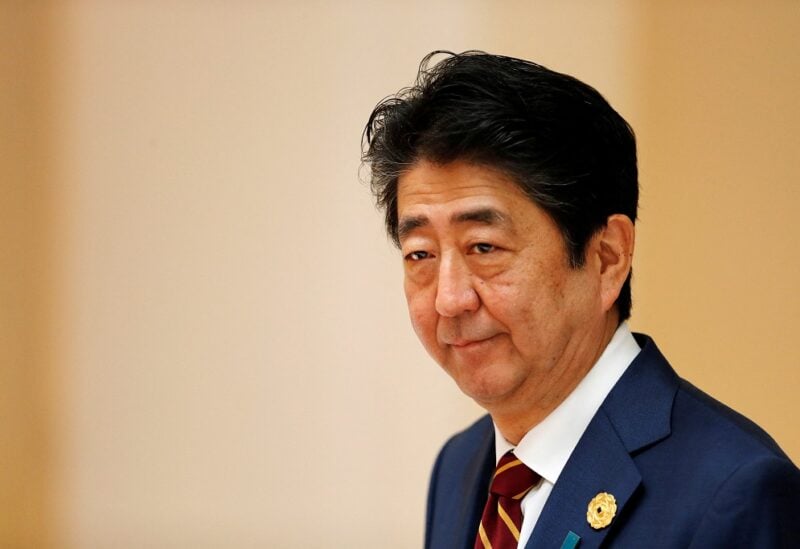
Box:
481 267 564 344
480 270 542 323
404 287 437 340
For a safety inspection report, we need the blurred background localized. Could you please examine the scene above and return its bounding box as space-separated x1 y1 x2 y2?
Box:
2 1 798 547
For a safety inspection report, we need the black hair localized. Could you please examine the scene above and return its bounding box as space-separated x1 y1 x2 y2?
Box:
362 50 638 320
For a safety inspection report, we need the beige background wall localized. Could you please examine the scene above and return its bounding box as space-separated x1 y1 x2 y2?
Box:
2 1 797 547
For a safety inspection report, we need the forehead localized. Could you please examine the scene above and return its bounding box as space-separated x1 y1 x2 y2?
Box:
396 160 538 233
398 160 527 205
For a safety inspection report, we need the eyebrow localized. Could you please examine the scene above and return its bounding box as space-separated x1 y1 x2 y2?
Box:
397 215 429 241
453 207 509 226
397 207 510 241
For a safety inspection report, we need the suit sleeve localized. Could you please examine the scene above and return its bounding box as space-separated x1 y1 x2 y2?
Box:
688 455 800 548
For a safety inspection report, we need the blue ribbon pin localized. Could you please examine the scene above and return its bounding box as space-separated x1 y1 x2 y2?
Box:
559 530 581 549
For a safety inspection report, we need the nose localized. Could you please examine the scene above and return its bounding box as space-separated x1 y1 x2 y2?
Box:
435 254 480 317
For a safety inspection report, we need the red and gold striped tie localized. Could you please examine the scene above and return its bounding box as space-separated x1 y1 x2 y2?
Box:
474 451 540 549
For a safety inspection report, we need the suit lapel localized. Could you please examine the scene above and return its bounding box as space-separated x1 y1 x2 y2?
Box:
526 335 679 548
526 410 640 548
431 416 496 549
456 426 495 549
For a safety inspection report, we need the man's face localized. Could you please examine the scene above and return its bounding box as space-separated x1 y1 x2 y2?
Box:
397 160 606 413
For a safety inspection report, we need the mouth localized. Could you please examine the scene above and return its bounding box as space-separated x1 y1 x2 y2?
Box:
446 335 497 349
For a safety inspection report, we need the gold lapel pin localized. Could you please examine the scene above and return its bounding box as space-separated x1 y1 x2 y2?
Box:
586 492 617 530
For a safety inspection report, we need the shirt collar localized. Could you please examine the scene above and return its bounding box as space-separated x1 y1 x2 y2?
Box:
494 322 641 483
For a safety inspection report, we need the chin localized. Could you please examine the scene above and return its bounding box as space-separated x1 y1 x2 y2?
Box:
452 368 520 406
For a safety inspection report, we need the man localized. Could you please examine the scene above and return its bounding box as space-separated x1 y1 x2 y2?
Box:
362 51 800 548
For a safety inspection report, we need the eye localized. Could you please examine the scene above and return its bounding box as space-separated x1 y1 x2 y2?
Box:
471 242 496 254
405 250 430 261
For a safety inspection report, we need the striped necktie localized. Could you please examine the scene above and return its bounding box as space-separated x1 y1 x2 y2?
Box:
474 450 540 549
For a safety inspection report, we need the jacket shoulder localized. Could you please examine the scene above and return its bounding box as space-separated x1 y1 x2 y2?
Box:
676 378 789 461
673 384 800 547
603 336 800 547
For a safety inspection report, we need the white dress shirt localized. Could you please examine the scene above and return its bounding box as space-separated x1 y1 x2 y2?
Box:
493 322 641 548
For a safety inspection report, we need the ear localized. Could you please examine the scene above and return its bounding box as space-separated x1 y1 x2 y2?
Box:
596 214 635 313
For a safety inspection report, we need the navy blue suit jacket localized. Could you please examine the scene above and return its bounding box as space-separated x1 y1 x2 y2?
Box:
425 335 800 548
